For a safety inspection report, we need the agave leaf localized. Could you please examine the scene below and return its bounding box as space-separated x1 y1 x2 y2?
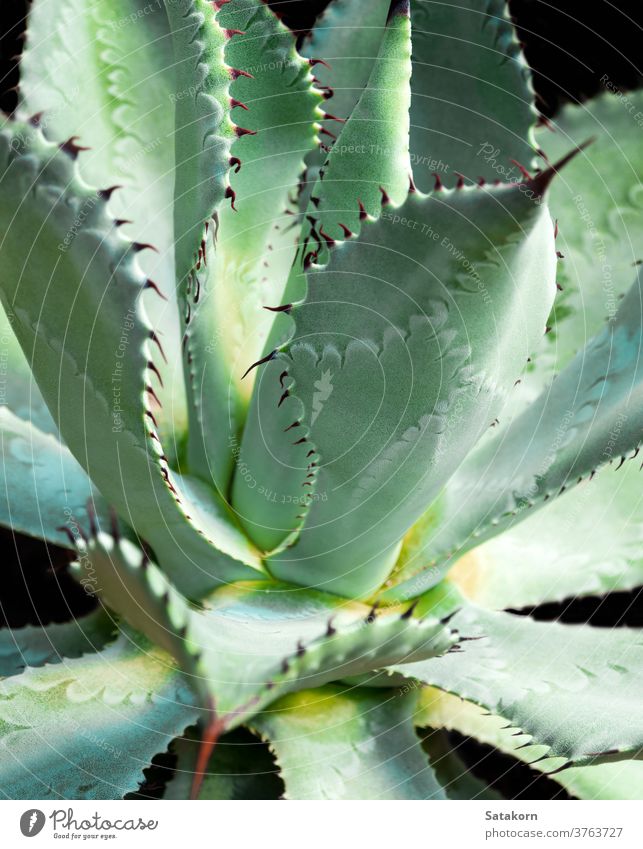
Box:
301 0 413 246
0 117 262 597
391 266 643 595
418 687 643 800
409 0 537 191
449 457 643 610
257 0 415 367
165 0 233 288
299 0 391 207
164 727 282 800
534 91 643 390
239 176 556 596
181 1 323 492
71 531 456 736
0 407 112 549
0 305 57 435
0 609 115 678
392 599 643 767
252 685 445 800
0 634 198 800
20 0 185 445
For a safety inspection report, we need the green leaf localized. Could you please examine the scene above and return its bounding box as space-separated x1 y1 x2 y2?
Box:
181 1 323 492
0 609 115 678
256 0 414 368
252 685 446 799
535 91 643 389
418 686 643 800
408 267 643 586
299 0 391 205
165 0 233 288
71 531 456 729
0 304 56 435
240 178 556 597
0 407 111 549
301 0 413 245
20 0 185 446
409 0 537 191
394 600 643 766
0 117 262 597
449 456 643 610
164 727 282 800
0 635 198 800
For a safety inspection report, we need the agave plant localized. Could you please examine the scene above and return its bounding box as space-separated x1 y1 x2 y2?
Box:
0 0 642 801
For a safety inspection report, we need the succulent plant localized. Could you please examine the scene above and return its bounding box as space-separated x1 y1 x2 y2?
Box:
0 0 642 801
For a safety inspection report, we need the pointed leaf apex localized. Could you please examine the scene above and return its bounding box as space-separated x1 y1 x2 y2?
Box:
525 138 595 197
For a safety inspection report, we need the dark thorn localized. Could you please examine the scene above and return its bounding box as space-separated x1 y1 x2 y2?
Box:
281 658 290 674
326 618 336 637
358 199 368 220
114 219 133 227
145 410 159 427
303 250 318 269
409 174 417 193
57 525 78 546
309 58 331 69
147 360 165 388
279 370 289 387
379 186 391 206
263 303 292 313
401 600 419 620
60 136 90 159
149 331 167 363
132 242 159 254
525 138 595 197
225 28 245 38
146 385 162 406
230 98 249 111
277 389 290 407
454 172 465 189
284 421 300 432
338 222 353 238
230 68 254 79
225 186 237 210
98 185 122 201
235 126 257 138
319 126 337 140
296 641 305 657
310 196 321 208
144 279 168 301
292 436 307 445
615 456 626 471
29 111 44 126
433 172 443 191
229 156 242 173
319 225 335 248
365 603 379 624
241 350 277 380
